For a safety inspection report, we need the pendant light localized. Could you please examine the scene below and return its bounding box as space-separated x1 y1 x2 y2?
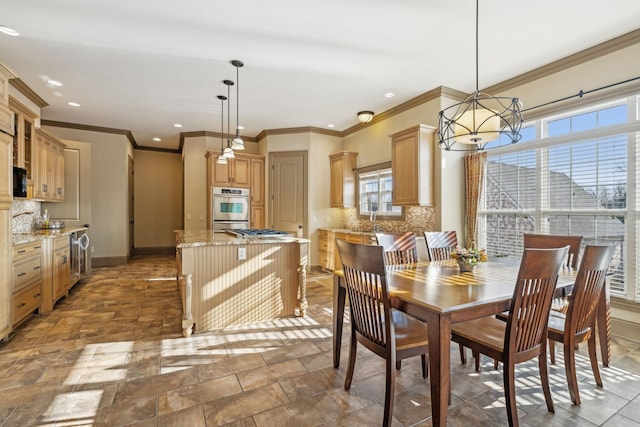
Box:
223 79 235 159
216 95 228 165
437 0 523 151
231 59 245 150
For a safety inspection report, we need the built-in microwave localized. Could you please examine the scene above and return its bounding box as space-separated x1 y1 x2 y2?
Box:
13 166 27 198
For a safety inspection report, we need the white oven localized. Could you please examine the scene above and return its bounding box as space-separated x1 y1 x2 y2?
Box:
212 187 250 230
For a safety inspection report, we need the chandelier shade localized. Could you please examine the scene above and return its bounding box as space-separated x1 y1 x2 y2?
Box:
436 0 523 151
438 93 523 150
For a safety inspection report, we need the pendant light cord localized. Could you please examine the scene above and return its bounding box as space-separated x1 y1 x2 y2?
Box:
475 0 479 96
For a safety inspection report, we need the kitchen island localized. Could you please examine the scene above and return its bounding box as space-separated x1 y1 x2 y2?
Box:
175 230 309 336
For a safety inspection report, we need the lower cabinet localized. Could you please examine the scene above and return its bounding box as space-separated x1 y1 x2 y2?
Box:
41 235 71 312
318 230 372 271
12 241 43 326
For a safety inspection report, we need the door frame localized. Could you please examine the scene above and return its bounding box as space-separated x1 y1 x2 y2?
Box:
268 151 308 236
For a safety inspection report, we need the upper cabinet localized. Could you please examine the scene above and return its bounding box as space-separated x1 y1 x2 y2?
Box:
249 156 265 229
212 155 251 188
329 151 358 208
390 124 435 206
0 64 13 136
33 129 65 202
9 98 36 179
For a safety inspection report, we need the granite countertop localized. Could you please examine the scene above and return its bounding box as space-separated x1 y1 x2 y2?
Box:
13 227 89 246
175 230 310 248
318 228 376 236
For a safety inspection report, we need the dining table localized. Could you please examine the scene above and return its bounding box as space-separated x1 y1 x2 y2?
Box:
332 258 611 427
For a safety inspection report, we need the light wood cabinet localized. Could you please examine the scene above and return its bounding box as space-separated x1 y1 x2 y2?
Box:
318 229 372 271
206 152 265 229
390 124 435 206
41 236 70 312
8 98 36 180
0 64 13 136
33 129 65 201
12 241 43 326
329 152 358 208
250 157 265 228
212 155 250 188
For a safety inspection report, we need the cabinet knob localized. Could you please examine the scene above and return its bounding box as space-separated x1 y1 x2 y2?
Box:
33 266 41 270
17 272 26 277
18 303 26 308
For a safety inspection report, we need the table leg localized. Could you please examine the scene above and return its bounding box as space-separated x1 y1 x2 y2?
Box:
333 274 346 369
597 281 611 367
426 312 450 427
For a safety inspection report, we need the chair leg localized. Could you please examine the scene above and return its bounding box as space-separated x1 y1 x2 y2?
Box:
459 343 466 364
587 332 603 388
503 360 519 427
539 346 555 413
421 354 428 379
344 332 358 390
563 338 580 405
396 360 402 370
549 339 556 365
383 355 396 427
493 359 499 370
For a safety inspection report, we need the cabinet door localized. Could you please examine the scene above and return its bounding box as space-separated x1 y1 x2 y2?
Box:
33 132 47 199
391 125 434 206
329 155 344 207
53 246 70 301
212 161 232 186
53 143 65 200
250 205 264 229
329 152 357 208
250 157 265 204
231 156 250 188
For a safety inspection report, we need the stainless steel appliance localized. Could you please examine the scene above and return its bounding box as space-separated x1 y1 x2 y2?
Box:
225 229 290 238
70 229 91 286
212 187 250 230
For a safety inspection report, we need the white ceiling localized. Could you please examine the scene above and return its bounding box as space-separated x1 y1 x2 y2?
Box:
1 0 639 150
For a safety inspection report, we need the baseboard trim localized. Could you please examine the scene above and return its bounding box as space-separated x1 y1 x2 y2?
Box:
92 256 128 267
134 246 176 255
612 318 640 343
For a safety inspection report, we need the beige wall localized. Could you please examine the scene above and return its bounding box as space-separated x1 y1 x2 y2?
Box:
134 150 182 249
42 126 130 261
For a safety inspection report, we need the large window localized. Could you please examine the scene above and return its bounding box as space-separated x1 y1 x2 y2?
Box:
358 166 402 218
478 97 640 302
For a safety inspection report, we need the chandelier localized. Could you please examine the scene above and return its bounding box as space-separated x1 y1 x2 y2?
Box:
437 0 523 151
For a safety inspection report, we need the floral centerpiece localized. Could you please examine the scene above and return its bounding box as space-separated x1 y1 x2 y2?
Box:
450 246 487 272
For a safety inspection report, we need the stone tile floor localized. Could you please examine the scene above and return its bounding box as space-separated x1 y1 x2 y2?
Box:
0 254 639 426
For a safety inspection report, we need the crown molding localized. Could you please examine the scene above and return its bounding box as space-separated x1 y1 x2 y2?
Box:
179 130 257 152
483 28 640 95
41 119 139 149
134 145 180 154
9 78 48 108
254 126 342 141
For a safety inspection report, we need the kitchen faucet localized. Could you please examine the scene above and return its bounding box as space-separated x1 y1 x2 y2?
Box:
369 211 380 232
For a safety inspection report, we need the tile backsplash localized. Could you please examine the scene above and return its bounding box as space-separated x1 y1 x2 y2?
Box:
342 206 435 233
12 199 41 233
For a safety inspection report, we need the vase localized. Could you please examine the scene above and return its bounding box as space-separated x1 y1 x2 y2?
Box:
457 260 476 273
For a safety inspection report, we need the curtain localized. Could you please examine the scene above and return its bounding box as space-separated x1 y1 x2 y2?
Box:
464 151 487 248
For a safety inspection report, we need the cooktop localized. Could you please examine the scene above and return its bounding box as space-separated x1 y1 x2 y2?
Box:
226 229 291 237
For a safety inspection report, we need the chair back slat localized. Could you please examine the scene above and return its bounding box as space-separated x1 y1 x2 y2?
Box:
567 244 617 336
523 233 583 268
375 232 419 265
337 240 392 349
506 247 569 355
424 231 458 261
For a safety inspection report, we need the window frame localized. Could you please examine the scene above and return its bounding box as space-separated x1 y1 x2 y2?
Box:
356 161 404 220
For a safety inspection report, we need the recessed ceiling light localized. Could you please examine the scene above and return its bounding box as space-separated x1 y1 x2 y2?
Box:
153 137 161 142
0 26 19 37
384 92 395 98
47 80 62 87
68 102 80 107
174 123 183 128
237 125 245 130
327 124 335 128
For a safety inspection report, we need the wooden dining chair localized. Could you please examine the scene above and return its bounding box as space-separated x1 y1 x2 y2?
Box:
547 244 616 406
336 240 429 427
523 233 583 268
424 230 458 261
375 232 419 265
523 233 584 314
451 246 569 427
